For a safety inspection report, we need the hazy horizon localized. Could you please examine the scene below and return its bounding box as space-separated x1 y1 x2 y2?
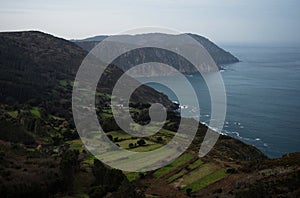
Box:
1 0 300 45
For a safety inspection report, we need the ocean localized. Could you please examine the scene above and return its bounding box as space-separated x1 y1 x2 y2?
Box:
137 45 300 158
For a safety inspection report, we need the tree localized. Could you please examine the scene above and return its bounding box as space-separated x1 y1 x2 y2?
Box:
107 134 113 141
112 179 145 198
60 149 79 191
114 137 119 142
128 143 135 148
139 172 145 179
88 185 106 198
91 159 126 191
137 139 146 146
156 136 163 143
186 188 192 197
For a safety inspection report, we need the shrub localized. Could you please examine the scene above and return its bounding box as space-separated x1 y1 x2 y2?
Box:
137 139 146 146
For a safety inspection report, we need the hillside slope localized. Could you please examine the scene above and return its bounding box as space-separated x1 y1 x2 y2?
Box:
73 33 239 75
0 31 299 198
0 31 173 107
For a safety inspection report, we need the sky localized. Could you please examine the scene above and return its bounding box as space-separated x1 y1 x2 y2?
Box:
0 0 300 45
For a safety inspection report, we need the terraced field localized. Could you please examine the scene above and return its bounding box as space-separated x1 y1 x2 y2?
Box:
153 153 194 178
149 153 229 194
168 162 227 192
182 168 227 191
66 128 229 195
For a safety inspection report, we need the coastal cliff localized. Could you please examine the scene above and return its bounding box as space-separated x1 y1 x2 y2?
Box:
73 33 239 75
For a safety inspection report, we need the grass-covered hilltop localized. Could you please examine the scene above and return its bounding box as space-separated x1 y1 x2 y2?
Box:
0 31 299 198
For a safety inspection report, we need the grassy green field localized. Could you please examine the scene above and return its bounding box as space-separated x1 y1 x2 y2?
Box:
117 139 138 148
49 114 64 120
66 139 84 151
167 168 189 183
131 143 163 152
116 139 162 152
65 129 206 186
183 168 227 192
7 110 18 118
59 79 67 87
153 153 193 178
105 130 176 152
100 112 113 119
182 163 216 185
125 172 141 182
188 159 203 170
106 131 133 139
158 128 176 136
166 158 203 183
30 107 41 118
83 155 96 165
167 161 209 184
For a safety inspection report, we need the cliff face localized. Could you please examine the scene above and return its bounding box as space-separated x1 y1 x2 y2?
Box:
73 33 239 76
188 33 239 65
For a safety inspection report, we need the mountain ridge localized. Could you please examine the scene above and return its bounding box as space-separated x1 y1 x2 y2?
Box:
73 33 239 76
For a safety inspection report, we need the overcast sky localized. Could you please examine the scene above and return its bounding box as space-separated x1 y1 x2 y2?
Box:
1 0 299 44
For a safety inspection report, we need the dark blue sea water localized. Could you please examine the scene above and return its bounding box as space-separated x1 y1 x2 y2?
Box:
138 45 300 158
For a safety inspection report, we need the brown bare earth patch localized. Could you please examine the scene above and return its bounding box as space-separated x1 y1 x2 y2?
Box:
140 175 187 198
